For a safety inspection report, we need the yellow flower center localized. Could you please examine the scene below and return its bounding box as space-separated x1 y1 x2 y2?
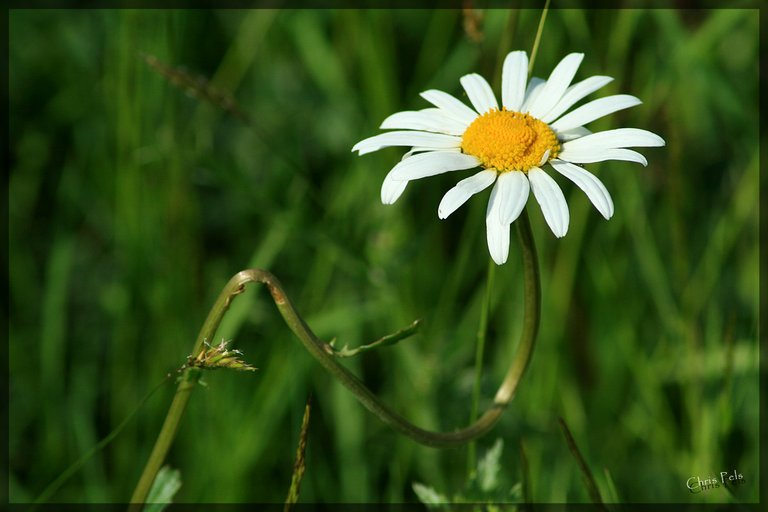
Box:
461 109 560 173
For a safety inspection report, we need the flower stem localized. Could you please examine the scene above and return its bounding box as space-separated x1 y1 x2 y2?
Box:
464 0 550 480
127 372 198 510
129 212 540 505
128 273 255 509
528 0 551 75
467 256 496 477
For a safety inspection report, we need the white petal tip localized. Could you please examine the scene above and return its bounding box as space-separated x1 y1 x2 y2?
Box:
353 146 375 156
437 202 457 220
599 203 615 220
491 253 508 265
381 178 408 204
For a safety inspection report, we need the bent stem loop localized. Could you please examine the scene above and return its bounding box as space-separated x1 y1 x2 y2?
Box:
129 209 540 506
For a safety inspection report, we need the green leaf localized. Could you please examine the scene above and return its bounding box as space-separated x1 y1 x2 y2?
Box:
412 482 448 507
329 319 421 358
477 438 503 492
144 465 182 512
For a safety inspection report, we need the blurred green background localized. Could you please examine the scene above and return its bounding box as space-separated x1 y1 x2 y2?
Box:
9 7 760 506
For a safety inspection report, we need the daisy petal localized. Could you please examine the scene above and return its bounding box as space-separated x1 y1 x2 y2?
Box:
495 171 530 225
389 151 480 181
420 89 479 125
558 147 649 166
380 109 468 135
528 167 569 237
551 95 642 132
541 75 614 123
561 128 665 152
460 73 499 114
557 126 592 142
352 131 462 155
549 159 614 219
485 182 511 265
521 77 546 112
381 168 409 204
402 146 461 159
528 53 585 119
501 51 528 111
438 169 498 219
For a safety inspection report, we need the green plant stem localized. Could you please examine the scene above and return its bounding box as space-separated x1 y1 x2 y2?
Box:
528 0 551 75
128 272 253 509
467 257 495 477
465 0 551 480
129 211 540 506
127 372 198 511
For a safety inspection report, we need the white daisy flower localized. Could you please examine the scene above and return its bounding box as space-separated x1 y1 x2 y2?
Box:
352 51 665 265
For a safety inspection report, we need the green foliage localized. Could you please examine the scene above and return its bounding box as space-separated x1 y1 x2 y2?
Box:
414 439 522 509
328 319 421 357
413 482 449 506
9 6 759 506
144 466 182 512
476 439 504 494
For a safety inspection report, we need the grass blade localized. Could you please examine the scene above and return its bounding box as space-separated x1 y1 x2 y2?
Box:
284 397 312 510
520 440 532 511
558 417 607 511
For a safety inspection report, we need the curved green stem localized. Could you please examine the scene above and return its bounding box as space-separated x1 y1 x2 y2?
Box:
129 209 540 506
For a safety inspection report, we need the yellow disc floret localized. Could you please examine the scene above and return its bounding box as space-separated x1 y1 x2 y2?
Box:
461 108 560 173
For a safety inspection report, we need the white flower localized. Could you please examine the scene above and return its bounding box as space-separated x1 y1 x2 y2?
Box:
352 51 665 265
